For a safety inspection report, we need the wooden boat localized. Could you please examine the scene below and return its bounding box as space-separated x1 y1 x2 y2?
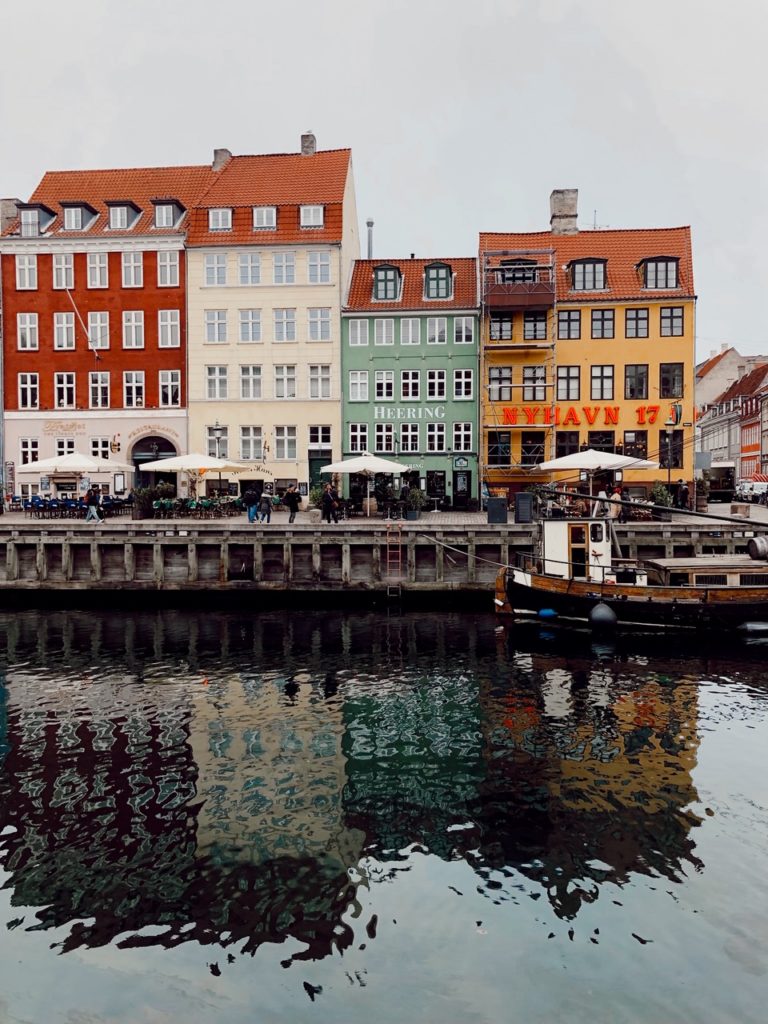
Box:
495 514 768 630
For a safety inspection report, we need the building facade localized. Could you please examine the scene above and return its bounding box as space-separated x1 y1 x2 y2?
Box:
698 365 768 480
479 190 697 499
342 258 479 507
185 136 359 496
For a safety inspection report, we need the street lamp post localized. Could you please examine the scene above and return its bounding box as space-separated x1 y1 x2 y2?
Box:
665 424 674 500
212 420 224 496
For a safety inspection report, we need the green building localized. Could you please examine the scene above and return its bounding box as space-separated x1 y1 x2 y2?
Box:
341 258 479 507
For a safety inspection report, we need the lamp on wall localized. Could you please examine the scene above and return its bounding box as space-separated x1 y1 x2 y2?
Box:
212 420 224 494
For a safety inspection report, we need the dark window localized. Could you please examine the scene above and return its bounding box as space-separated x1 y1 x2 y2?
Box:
643 258 678 289
660 307 684 336
523 311 547 340
626 308 649 338
571 260 606 290
591 309 614 339
490 315 513 340
624 364 648 399
556 365 580 401
556 431 580 458
558 310 580 339
424 263 451 299
660 363 684 398
623 430 648 459
499 259 537 283
426 470 446 497
523 365 546 401
588 431 615 453
590 364 614 400
659 429 684 468
489 366 512 401
488 431 511 466
373 265 400 300
521 431 546 467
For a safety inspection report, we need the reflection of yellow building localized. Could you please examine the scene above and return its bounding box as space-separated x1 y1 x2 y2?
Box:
479 190 695 500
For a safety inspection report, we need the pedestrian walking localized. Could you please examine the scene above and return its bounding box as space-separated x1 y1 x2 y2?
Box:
243 486 259 524
84 488 102 524
258 490 272 523
283 484 302 524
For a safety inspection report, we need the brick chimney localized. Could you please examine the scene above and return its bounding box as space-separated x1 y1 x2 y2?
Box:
0 198 21 234
301 131 316 156
550 189 579 235
212 148 232 172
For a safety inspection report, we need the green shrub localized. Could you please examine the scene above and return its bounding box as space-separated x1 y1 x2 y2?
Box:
309 485 324 509
650 480 673 507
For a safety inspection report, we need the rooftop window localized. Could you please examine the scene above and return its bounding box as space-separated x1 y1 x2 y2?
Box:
424 262 452 300
373 264 401 301
208 208 232 231
570 259 606 290
253 206 276 230
642 257 679 289
300 205 324 228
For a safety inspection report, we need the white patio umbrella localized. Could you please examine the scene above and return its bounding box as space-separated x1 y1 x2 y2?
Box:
16 451 135 474
320 451 412 516
537 449 659 473
140 452 248 474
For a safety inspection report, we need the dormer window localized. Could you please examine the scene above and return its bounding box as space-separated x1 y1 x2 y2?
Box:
424 262 452 299
208 208 232 231
107 203 139 230
300 205 324 228
20 209 40 237
253 206 276 230
64 207 83 230
154 204 176 228
571 259 606 290
373 264 401 301
642 257 678 289
498 259 537 283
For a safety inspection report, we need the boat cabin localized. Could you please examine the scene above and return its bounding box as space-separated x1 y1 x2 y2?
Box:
641 556 768 588
539 518 648 586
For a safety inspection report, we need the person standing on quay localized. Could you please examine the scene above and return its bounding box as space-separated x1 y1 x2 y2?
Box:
283 484 301 524
676 479 690 510
244 486 259 524
321 483 339 524
258 490 272 524
84 488 101 524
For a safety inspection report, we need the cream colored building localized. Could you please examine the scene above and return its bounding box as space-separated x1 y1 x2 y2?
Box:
186 138 359 494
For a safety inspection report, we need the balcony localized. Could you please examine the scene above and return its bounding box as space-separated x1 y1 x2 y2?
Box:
484 271 555 310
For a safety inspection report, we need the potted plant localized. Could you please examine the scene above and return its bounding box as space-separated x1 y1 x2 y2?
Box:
405 487 427 521
650 480 673 521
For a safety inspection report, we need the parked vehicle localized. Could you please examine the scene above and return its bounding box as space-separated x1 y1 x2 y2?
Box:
749 482 768 504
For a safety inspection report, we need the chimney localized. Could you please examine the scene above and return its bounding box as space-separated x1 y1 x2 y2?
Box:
0 198 21 234
366 218 374 259
550 189 579 235
721 342 728 352
301 130 316 156
212 148 232 172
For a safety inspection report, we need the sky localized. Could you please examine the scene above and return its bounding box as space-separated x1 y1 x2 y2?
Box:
1 0 766 357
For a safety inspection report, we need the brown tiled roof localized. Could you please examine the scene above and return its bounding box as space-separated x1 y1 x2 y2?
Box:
696 348 732 378
479 226 694 301
344 258 478 311
712 364 768 405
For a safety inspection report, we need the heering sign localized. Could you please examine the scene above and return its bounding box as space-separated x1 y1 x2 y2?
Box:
374 405 446 421
501 404 681 426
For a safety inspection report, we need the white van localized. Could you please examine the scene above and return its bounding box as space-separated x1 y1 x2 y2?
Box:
749 482 768 504
735 481 754 502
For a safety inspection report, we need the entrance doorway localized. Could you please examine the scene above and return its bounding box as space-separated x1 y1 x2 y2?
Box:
132 435 178 488
452 470 472 509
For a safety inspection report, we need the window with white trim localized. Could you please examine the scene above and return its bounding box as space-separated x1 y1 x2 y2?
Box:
15 254 37 290
274 365 296 399
275 426 297 460
122 310 144 349
63 207 83 230
123 371 144 408
88 311 110 350
427 369 446 399
20 438 39 465
489 366 512 401
454 368 473 399
206 365 228 400
89 371 110 408
239 309 261 343
53 253 73 290
400 423 419 453
240 426 263 461
453 422 472 452
274 308 296 341
374 318 394 345
154 204 175 228
55 437 75 456
309 307 331 341
208 208 232 231
55 372 76 409
454 317 474 344
556 365 580 401
300 205 324 228
158 309 180 347
427 317 447 344
571 260 606 290
427 422 446 451
349 319 369 346
308 251 330 283
349 423 368 452
349 370 368 401
121 251 143 288
375 370 394 399
590 364 614 400
206 425 229 458
18 373 39 409
424 263 451 299
643 258 678 289
205 252 227 286
240 365 262 399
87 252 108 288
523 365 546 401
20 209 40 236
205 310 227 343
109 206 129 230
238 253 260 285
401 318 421 345
523 311 547 340
91 437 110 459
253 206 276 230
401 369 420 399
273 252 295 285
159 370 180 407
375 423 395 453
54 312 75 350
309 426 331 447
309 364 331 399
157 251 179 287
17 313 38 350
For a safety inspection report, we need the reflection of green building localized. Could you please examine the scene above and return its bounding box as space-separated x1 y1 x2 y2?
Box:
342 258 479 507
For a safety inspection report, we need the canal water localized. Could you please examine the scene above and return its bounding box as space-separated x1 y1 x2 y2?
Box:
0 609 766 1024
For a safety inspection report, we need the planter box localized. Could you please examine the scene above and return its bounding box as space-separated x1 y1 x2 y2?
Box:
405 509 421 521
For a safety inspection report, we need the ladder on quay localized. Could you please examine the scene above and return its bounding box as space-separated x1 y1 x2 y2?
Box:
384 522 404 599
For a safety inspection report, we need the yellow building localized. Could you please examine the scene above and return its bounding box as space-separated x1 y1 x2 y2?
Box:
479 190 696 501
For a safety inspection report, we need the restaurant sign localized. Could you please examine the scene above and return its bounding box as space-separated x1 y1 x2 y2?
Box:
502 404 682 426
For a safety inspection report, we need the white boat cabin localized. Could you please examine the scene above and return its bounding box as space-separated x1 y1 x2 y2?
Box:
540 518 648 586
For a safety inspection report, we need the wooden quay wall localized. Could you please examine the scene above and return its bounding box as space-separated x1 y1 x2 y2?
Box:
0 517 762 594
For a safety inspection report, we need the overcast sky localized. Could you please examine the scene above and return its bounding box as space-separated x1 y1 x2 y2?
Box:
2 0 766 356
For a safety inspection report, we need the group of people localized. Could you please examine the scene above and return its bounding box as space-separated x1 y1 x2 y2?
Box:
243 485 302 524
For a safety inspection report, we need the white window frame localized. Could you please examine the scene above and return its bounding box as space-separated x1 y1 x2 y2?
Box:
253 206 276 230
349 319 369 346
275 426 297 461
20 209 40 237
53 253 74 290
453 368 473 400
87 252 108 288
122 310 145 349
240 425 263 461
157 251 179 287
274 308 296 342
17 313 38 351
205 309 227 343
208 208 232 231
374 318 394 346
89 371 110 409
401 318 421 345
308 251 331 284
309 426 332 447
63 207 83 230
274 365 297 399
240 364 262 399
121 251 143 288
154 204 175 228
239 309 262 343
349 370 369 402
206 425 229 459
238 253 261 285
54 312 75 350
309 364 331 399
454 317 474 344
158 309 180 348
375 423 395 454
87 311 110 350
300 205 324 228
427 422 446 452
400 423 419 453
401 369 420 400
123 371 145 408
427 317 447 345
54 372 76 409
55 436 76 457
91 436 110 459
349 423 368 452
273 252 296 285
109 206 130 230
159 369 181 408
453 422 473 452
427 369 446 399
206 365 228 400
16 254 37 290
18 373 39 409
205 252 227 286
375 370 394 400
20 437 39 465
308 307 331 341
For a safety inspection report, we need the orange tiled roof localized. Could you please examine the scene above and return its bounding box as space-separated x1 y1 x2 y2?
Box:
345 258 478 311
479 226 694 301
712 364 768 405
696 348 732 378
